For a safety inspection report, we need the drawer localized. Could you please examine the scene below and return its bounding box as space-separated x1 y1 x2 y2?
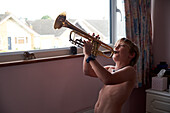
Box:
146 93 170 113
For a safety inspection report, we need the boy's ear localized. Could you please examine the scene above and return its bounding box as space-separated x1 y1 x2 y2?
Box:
129 53 135 59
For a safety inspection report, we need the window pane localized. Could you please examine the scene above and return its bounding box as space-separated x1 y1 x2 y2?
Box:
0 0 110 53
116 0 126 40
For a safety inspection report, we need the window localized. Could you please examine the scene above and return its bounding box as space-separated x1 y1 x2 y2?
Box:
116 0 126 40
15 37 25 44
0 0 125 62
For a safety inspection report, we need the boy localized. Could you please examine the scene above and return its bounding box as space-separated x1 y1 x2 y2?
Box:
83 38 139 113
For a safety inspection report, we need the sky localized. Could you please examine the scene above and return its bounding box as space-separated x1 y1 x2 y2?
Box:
0 0 109 20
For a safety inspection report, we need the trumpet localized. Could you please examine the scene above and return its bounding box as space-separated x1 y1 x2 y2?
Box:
54 12 114 58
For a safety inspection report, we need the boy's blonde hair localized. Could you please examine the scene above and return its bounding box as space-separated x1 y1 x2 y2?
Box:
116 38 139 66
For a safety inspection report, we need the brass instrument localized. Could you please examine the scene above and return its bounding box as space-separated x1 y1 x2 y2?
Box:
54 12 114 58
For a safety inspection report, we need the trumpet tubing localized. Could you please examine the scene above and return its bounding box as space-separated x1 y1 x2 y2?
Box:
54 12 114 58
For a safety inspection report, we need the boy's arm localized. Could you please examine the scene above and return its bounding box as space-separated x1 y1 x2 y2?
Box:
89 60 136 85
83 55 98 77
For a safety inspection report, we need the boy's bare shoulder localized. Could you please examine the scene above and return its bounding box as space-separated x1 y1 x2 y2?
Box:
122 66 136 81
124 66 136 73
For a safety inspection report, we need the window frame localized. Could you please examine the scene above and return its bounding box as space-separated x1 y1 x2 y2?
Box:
0 35 2 50
0 0 117 63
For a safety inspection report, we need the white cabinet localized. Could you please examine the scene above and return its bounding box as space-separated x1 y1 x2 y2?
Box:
146 89 170 113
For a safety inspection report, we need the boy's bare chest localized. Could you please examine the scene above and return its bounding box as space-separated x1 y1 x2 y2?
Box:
100 83 127 97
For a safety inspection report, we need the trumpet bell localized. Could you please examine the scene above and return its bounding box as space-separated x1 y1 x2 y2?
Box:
54 12 66 29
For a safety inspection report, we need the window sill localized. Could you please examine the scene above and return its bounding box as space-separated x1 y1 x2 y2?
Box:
0 51 112 67
0 44 114 67
0 53 84 67
0 46 83 60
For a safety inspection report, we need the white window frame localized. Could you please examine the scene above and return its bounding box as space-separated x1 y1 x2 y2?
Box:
15 37 27 44
0 0 117 63
0 35 2 50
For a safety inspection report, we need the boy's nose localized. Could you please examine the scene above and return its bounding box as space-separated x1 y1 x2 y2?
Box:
114 45 119 50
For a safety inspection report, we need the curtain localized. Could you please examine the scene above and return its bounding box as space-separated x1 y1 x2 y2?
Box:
124 0 153 87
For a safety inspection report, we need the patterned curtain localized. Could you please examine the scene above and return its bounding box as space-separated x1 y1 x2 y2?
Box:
124 0 153 87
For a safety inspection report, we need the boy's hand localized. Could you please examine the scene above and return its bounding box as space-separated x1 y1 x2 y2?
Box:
83 40 92 56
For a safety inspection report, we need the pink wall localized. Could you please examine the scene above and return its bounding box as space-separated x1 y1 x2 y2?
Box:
152 0 170 66
0 56 114 113
0 55 146 113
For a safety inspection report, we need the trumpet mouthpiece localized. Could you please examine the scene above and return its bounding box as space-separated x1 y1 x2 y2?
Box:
114 51 119 54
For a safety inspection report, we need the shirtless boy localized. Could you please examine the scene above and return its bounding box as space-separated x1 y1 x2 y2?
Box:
83 38 139 113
